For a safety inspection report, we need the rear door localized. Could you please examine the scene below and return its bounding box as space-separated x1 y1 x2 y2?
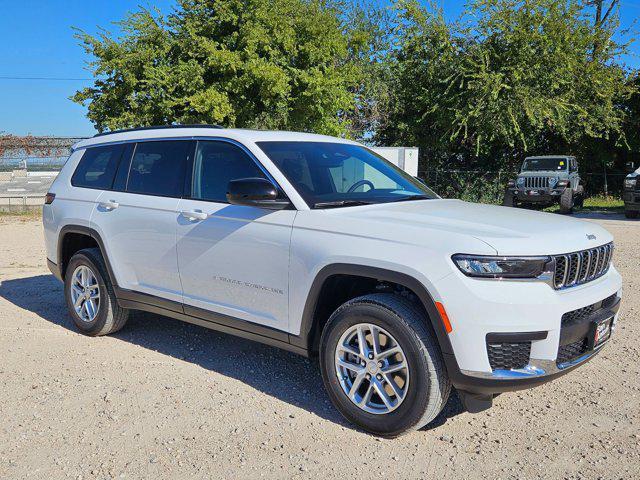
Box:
175 139 295 332
92 140 192 304
45 144 127 267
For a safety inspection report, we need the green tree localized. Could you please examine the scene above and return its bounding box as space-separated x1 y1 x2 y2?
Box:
72 0 376 137
378 0 635 173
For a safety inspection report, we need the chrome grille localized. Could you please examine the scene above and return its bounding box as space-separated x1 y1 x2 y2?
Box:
552 243 613 289
523 176 549 189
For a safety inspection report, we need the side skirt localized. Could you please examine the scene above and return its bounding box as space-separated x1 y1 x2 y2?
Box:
114 288 309 357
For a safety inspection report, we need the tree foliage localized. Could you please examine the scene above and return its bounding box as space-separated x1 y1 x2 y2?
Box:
73 0 638 177
376 0 636 172
72 0 379 137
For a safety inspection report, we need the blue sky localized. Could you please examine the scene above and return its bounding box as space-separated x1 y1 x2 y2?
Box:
0 0 637 136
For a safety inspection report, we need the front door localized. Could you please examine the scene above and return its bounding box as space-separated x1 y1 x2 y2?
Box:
176 140 295 332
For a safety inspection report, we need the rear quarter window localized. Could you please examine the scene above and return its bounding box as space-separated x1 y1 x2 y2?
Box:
71 144 125 190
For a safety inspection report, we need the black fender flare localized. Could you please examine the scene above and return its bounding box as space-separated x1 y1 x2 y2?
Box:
288 263 454 358
57 225 119 287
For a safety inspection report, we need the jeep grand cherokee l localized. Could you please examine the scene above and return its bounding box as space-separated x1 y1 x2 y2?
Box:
43 125 622 437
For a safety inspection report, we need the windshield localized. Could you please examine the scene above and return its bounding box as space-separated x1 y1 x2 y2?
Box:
521 157 568 172
257 141 437 208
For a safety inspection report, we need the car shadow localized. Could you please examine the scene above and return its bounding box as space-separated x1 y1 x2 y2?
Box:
0 274 465 434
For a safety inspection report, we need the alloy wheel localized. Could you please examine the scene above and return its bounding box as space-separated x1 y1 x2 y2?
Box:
70 265 100 322
334 323 410 414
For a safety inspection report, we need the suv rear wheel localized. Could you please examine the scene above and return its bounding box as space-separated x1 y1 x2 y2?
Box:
64 248 130 336
319 293 451 437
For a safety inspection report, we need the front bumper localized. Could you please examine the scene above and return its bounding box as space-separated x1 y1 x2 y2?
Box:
508 187 564 204
434 265 623 396
623 190 640 211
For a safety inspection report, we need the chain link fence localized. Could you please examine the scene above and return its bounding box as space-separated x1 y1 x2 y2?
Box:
0 136 84 172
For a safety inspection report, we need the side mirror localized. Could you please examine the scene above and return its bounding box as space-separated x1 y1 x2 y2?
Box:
227 178 290 210
626 162 636 173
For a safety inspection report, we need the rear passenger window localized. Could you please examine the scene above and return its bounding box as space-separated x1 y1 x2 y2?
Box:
71 145 124 190
126 141 190 197
191 141 268 202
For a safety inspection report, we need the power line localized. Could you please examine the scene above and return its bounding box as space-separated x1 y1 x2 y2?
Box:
0 76 93 81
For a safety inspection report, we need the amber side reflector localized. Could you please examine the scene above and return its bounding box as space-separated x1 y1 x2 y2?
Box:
435 301 452 334
44 192 56 205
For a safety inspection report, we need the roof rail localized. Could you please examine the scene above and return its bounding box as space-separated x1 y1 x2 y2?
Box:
93 124 224 138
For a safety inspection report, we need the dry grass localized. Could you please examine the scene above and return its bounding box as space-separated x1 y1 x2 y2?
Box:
0 209 43 222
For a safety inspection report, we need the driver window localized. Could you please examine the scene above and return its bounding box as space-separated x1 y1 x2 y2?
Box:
191 141 268 203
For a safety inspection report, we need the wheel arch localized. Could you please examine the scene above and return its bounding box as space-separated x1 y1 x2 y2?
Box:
290 264 454 359
57 225 118 287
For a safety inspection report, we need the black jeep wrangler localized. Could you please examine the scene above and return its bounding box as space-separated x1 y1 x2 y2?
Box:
623 164 639 219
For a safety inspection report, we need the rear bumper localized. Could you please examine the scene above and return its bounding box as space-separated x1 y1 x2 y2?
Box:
47 258 63 282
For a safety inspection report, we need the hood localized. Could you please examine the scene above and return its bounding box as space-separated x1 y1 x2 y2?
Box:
324 199 612 256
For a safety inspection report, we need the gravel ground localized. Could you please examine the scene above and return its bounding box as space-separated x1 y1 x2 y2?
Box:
0 215 638 479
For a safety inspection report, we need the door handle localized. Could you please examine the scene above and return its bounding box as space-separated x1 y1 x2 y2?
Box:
99 200 119 211
180 210 208 221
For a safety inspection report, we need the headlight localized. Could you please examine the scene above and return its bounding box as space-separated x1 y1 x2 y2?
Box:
625 178 637 188
452 254 551 279
516 177 525 186
548 177 558 188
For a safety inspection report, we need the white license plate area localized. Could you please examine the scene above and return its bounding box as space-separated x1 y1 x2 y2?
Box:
592 316 614 348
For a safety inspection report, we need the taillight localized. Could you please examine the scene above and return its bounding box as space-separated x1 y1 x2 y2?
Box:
44 192 56 205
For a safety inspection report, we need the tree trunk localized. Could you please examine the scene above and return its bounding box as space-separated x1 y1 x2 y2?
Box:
589 0 619 59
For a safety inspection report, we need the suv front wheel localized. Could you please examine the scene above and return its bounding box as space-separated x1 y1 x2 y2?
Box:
64 248 131 336
319 293 451 437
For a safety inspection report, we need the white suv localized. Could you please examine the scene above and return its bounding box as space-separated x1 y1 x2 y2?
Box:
43 126 622 437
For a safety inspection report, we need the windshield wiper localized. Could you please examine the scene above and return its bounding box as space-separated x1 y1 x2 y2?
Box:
388 194 433 203
313 200 374 209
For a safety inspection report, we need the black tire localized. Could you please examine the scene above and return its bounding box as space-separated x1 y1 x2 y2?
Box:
575 186 585 208
625 210 639 219
64 247 130 336
319 293 451 437
559 188 574 214
502 191 514 207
